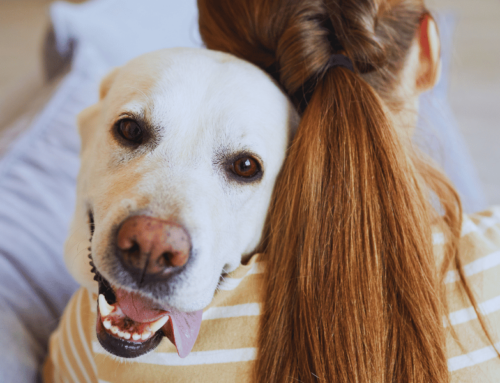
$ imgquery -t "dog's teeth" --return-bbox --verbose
[103,320,112,330]
[111,326,119,334]
[132,333,141,341]
[118,330,130,340]
[141,331,152,340]
[149,316,169,333]
[98,294,114,317]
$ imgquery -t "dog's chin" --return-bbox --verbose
[90,255,204,359]
[96,311,163,359]
[94,271,167,359]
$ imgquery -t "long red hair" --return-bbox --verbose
[198,0,495,381]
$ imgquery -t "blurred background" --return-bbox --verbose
[0,0,498,205]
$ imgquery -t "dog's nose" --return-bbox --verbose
[116,216,191,277]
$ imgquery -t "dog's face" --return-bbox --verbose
[65,48,298,358]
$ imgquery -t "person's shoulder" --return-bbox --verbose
[452,206,500,273]
[446,207,500,381]
[462,206,500,247]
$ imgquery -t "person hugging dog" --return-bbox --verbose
[45,0,500,382]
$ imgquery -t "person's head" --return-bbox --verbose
[198,0,442,139]
[197,0,459,382]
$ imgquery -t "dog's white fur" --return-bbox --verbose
[64,48,298,312]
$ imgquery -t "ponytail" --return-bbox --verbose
[256,68,448,382]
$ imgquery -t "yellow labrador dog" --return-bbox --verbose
[64,48,298,359]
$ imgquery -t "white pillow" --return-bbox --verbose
[0,51,100,382]
[51,0,201,68]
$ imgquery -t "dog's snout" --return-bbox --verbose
[117,216,191,277]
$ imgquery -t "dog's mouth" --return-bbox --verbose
[90,255,203,359]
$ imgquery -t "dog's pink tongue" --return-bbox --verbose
[163,308,203,358]
[115,289,166,322]
[115,288,203,358]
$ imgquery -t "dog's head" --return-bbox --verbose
[65,48,298,358]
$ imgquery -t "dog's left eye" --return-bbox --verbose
[231,156,261,179]
[117,119,143,144]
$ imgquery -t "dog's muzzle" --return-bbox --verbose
[91,215,203,359]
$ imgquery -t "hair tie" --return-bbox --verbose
[326,54,355,73]
[297,54,355,112]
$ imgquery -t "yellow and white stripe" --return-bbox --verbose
[44,208,500,382]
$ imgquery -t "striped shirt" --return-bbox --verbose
[43,207,500,383]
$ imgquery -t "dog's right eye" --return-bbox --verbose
[117,119,144,145]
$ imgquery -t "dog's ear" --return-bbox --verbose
[76,103,100,152]
[99,67,120,100]
[77,67,121,150]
